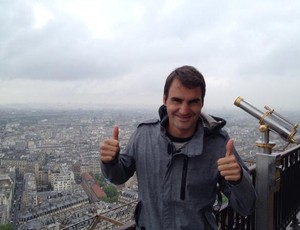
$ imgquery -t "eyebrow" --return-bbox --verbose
[171,97,201,103]
[189,98,201,103]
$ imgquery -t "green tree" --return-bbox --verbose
[94,174,106,187]
[103,184,118,198]
[102,196,118,203]
[94,174,119,203]
[0,223,14,230]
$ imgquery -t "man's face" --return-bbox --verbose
[163,78,203,138]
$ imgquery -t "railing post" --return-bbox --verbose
[255,152,281,230]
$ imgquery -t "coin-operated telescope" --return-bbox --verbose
[234,96,299,154]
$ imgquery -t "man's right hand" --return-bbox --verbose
[100,126,120,163]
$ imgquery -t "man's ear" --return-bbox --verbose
[163,95,167,105]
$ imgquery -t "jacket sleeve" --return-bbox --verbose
[100,132,137,185]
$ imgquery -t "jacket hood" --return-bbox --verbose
[158,105,226,132]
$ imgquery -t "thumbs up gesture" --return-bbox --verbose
[217,139,241,182]
[100,126,120,163]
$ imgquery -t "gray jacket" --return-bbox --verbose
[101,106,256,229]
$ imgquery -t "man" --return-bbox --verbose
[100,65,256,229]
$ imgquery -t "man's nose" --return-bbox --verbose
[179,103,190,114]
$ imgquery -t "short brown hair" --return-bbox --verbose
[163,65,206,101]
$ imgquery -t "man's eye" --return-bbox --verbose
[172,99,181,103]
[189,100,201,105]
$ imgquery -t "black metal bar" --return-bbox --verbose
[274,146,300,229]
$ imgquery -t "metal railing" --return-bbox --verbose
[274,145,300,229]
[214,145,300,230]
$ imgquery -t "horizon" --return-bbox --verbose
[1,102,300,122]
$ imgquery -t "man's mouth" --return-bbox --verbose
[176,115,192,122]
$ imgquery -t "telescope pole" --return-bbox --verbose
[255,125,279,230]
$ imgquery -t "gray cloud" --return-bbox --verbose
[0,0,300,110]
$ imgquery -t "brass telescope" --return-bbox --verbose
[234,96,298,145]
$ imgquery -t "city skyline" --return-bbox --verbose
[1,104,299,228]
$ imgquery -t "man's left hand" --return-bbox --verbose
[217,139,241,182]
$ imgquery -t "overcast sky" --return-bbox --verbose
[1,0,300,112]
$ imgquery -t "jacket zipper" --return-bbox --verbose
[180,156,188,200]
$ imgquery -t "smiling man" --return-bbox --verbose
[163,75,203,138]
[100,65,256,229]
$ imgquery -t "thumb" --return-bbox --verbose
[112,125,119,140]
[225,139,234,157]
